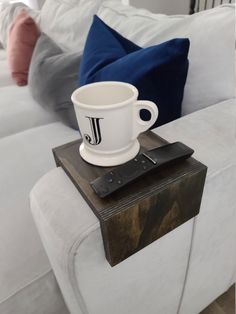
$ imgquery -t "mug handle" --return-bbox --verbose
[132,100,159,139]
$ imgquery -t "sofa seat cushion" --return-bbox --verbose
[0,122,79,312]
[0,58,14,87]
[0,85,59,138]
[0,49,6,60]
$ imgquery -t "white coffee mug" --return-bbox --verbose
[71,81,158,166]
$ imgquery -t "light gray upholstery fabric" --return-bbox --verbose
[0,270,69,314]
[157,99,236,178]
[0,85,59,138]
[156,99,236,313]
[28,33,81,130]
[180,164,236,313]
[0,122,79,313]
[0,49,6,60]
[40,0,104,52]
[30,99,236,314]
[30,168,193,314]
[0,59,14,87]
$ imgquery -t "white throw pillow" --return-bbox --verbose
[40,0,127,52]
[98,1,235,115]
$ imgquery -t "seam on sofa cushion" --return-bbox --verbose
[100,3,185,20]
[208,163,236,180]
[99,2,234,22]
[177,216,197,314]
[0,268,51,304]
[68,225,100,314]
[43,0,86,9]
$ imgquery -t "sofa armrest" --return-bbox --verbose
[30,99,236,314]
[30,166,194,314]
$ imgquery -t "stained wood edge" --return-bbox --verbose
[104,165,207,266]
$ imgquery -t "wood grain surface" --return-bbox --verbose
[53,131,207,266]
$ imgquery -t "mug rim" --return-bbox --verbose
[71,81,138,110]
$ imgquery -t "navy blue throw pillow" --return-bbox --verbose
[80,15,190,128]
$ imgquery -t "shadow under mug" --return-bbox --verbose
[71,81,159,166]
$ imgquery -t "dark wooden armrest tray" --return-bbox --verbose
[53,131,207,266]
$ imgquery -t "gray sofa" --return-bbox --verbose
[30,99,236,314]
[0,1,235,313]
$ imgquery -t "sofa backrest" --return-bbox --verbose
[98,1,235,115]
[40,0,127,52]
